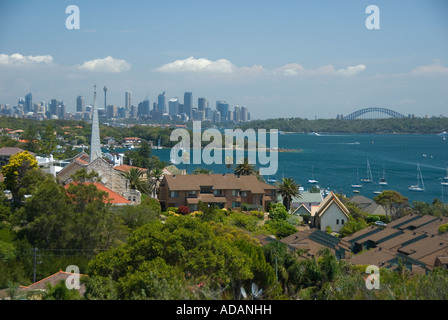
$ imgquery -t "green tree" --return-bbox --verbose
[234,157,257,176]
[40,126,58,156]
[121,167,148,194]
[1,151,38,204]
[374,190,409,220]
[276,177,300,212]
[86,215,264,299]
[43,280,81,300]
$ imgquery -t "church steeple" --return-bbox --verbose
[89,84,102,163]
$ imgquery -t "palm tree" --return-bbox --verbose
[234,157,257,176]
[276,177,300,212]
[148,167,164,198]
[122,167,147,194]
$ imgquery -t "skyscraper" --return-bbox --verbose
[138,98,150,118]
[198,97,208,111]
[76,95,85,114]
[216,101,229,122]
[184,92,193,118]
[50,99,59,117]
[158,92,167,113]
[169,98,179,116]
[24,93,32,113]
[125,91,132,111]
[90,85,102,163]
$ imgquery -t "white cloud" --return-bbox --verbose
[273,63,305,76]
[0,53,53,66]
[78,56,131,73]
[411,62,448,76]
[335,64,366,76]
[156,57,235,73]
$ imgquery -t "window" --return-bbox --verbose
[341,219,345,225]
[214,189,223,196]
[232,201,241,208]
[240,191,248,197]
[170,191,179,198]
[200,186,213,194]
[187,190,197,197]
[232,189,240,196]
[336,219,340,225]
[189,204,198,211]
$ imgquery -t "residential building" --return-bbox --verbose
[280,228,351,260]
[312,192,350,233]
[344,214,448,274]
[349,195,387,216]
[158,173,277,212]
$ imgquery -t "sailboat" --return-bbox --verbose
[351,168,363,188]
[360,159,373,183]
[267,176,277,183]
[442,167,448,186]
[307,167,318,184]
[379,166,388,186]
[408,163,425,192]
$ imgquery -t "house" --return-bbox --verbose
[312,192,350,233]
[158,173,277,211]
[0,147,36,166]
[343,214,448,274]
[57,152,141,205]
[281,228,351,260]
[285,191,323,212]
[17,269,87,299]
[349,195,386,216]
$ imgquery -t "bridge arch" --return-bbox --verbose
[343,107,406,120]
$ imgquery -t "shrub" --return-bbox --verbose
[438,223,448,234]
[178,206,190,215]
[250,211,264,219]
[166,207,178,213]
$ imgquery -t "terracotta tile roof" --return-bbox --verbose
[65,182,131,205]
[20,270,87,295]
[114,164,147,173]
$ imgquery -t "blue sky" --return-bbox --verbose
[0,0,447,119]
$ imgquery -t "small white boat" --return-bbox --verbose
[373,191,382,195]
[351,168,363,188]
[409,162,425,192]
[360,159,373,183]
[307,167,318,184]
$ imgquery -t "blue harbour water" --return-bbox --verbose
[150,133,448,204]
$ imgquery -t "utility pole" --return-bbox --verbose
[33,247,38,283]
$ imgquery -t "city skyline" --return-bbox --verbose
[0,88,252,123]
[0,1,447,119]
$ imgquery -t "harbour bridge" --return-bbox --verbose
[343,107,406,120]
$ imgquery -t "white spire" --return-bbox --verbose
[89,84,102,163]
